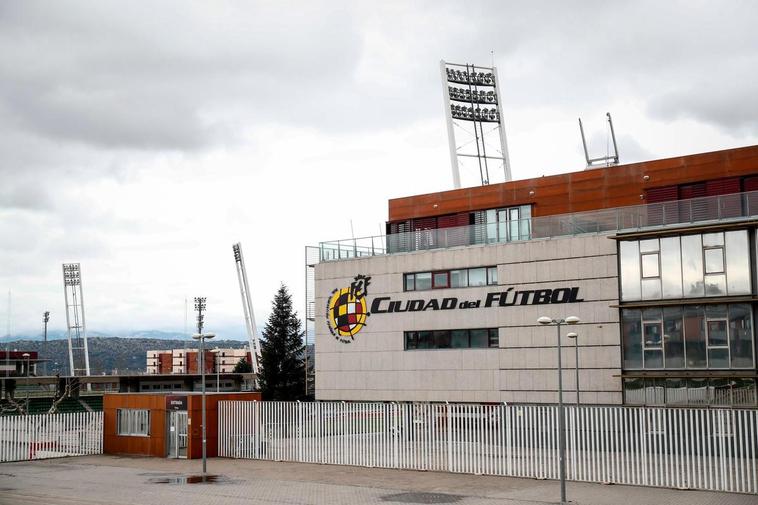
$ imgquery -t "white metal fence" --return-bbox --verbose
[0,412,103,462]
[218,401,758,494]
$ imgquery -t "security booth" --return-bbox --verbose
[103,391,260,458]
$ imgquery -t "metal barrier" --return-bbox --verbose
[0,412,103,462]
[218,401,758,494]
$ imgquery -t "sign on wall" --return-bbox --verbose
[327,275,585,345]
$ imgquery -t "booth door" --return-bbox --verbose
[167,410,188,458]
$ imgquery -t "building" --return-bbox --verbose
[103,391,260,458]
[147,348,251,375]
[314,145,758,407]
[0,351,38,377]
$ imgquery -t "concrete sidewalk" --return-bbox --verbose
[1,455,754,505]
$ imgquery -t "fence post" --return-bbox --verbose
[392,403,399,469]
[446,402,453,473]
[297,400,303,462]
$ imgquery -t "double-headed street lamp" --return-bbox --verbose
[537,315,580,505]
[192,331,215,475]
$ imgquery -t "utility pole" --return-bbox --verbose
[43,311,50,376]
[194,297,206,372]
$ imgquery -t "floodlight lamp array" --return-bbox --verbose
[445,68,495,86]
[451,105,500,123]
[448,86,498,105]
[232,243,242,262]
[63,264,81,286]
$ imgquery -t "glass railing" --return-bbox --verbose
[318,190,758,262]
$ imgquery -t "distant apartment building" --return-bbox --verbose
[147,348,251,374]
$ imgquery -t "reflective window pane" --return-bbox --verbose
[433,330,451,348]
[663,306,684,368]
[688,378,709,405]
[405,274,415,291]
[702,232,724,247]
[642,307,662,321]
[450,269,468,288]
[643,323,663,348]
[707,320,728,347]
[487,267,498,285]
[705,304,727,319]
[415,272,432,290]
[708,348,729,369]
[433,271,449,288]
[732,378,757,406]
[470,329,489,348]
[488,328,499,348]
[619,241,641,301]
[417,331,433,349]
[622,309,642,369]
[684,305,707,368]
[623,377,644,405]
[641,278,662,299]
[704,274,726,296]
[645,378,665,403]
[451,330,469,348]
[711,377,731,404]
[660,237,683,298]
[725,230,751,294]
[640,238,659,253]
[645,350,663,369]
[704,248,724,273]
[681,234,704,297]
[641,253,660,278]
[468,268,486,286]
[729,304,754,368]
[405,332,418,349]
[665,378,688,405]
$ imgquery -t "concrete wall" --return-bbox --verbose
[315,233,622,404]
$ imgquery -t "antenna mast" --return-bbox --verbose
[232,243,261,375]
[579,112,620,168]
[62,263,90,377]
[441,60,512,188]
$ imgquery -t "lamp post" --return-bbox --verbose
[43,312,50,376]
[538,315,580,505]
[566,332,579,406]
[192,332,215,476]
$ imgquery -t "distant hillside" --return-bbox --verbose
[3,337,248,375]
[0,330,205,342]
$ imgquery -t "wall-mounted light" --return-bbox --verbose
[639,194,645,200]
[642,175,650,181]
[529,190,535,196]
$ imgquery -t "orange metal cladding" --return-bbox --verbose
[388,145,758,222]
[103,392,261,458]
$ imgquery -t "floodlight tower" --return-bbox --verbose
[62,263,90,377]
[232,243,261,374]
[441,60,512,188]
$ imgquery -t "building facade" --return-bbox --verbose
[146,348,251,375]
[314,145,758,407]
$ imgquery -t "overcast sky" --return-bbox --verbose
[1,1,757,339]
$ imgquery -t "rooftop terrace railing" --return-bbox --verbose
[318,190,758,262]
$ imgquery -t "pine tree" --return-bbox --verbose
[258,284,305,400]
[232,356,252,373]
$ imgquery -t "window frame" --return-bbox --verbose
[116,408,151,437]
[404,328,499,350]
[403,266,498,292]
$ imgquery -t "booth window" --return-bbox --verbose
[405,266,497,291]
[117,409,150,436]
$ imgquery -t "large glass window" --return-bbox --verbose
[405,328,499,350]
[483,205,531,243]
[619,230,751,301]
[622,304,753,370]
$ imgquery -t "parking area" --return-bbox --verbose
[1,455,756,505]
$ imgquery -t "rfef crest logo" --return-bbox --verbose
[326,275,371,343]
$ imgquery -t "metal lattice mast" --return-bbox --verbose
[304,246,320,397]
[441,60,512,187]
[232,243,261,374]
[62,263,90,377]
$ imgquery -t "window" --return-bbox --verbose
[619,230,751,301]
[622,304,754,370]
[624,377,756,407]
[405,328,499,350]
[404,266,498,291]
[117,409,150,436]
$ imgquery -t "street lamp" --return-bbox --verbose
[538,315,580,505]
[192,332,215,475]
[22,353,30,404]
[566,332,579,406]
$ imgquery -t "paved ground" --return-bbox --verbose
[0,455,755,505]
